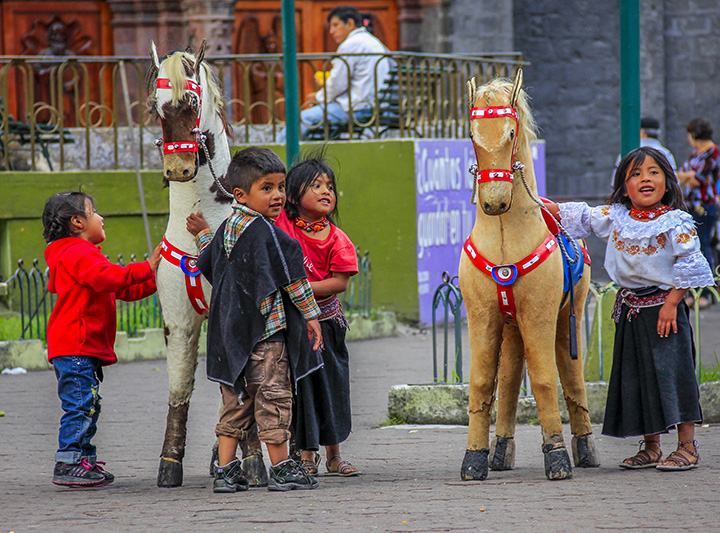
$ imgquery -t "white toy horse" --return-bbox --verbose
[147,40,236,487]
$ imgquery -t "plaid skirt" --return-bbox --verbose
[602,287,702,438]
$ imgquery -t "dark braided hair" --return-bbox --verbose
[42,191,94,243]
[608,147,686,210]
[285,148,339,224]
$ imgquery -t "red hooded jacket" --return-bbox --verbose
[45,237,157,365]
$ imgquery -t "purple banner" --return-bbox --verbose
[415,139,545,325]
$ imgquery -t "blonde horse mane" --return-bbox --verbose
[146,49,225,119]
[472,77,537,160]
[163,51,224,113]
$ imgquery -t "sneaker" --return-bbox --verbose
[213,458,249,493]
[52,459,106,487]
[91,461,115,485]
[268,459,319,492]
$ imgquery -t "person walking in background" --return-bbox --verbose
[43,191,161,487]
[277,5,390,141]
[677,117,719,308]
[613,116,677,183]
[545,147,714,472]
[276,152,361,478]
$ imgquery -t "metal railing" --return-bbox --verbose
[0,52,523,171]
[342,248,372,317]
[430,271,720,387]
[1,247,372,342]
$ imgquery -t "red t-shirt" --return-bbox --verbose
[276,212,358,296]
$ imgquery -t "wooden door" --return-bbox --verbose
[233,0,398,123]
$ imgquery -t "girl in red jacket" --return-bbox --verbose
[42,191,161,487]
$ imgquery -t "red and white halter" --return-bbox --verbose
[469,105,519,184]
[465,103,553,321]
[156,78,208,314]
[156,77,202,155]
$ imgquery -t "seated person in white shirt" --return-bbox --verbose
[277,5,391,141]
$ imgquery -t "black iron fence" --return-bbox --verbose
[1,247,372,343]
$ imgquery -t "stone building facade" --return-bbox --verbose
[418,0,720,200]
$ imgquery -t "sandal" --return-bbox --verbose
[325,455,361,477]
[300,452,320,477]
[656,440,699,471]
[618,439,662,469]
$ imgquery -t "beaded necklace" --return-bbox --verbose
[629,204,673,221]
[295,217,329,233]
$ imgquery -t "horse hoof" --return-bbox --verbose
[542,444,572,480]
[489,436,515,471]
[572,434,601,468]
[157,457,183,487]
[461,449,489,480]
[242,453,269,487]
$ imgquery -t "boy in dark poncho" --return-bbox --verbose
[187,147,323,493]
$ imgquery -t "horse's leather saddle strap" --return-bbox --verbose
[464,233,557,320]
[160,237,209,314]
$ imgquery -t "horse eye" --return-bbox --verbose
[190,95,199,108]
[509,130,515,140]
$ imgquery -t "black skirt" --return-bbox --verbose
[602,292,702,438]
[293,319,352,450]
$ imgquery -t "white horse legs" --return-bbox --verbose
[157,321,202,487]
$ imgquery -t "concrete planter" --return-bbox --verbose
[388,381,720,425]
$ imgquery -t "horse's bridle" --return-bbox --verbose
[155,78,203,156]
[469,105,519,184]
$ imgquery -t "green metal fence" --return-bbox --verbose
[431,272,720,387]
[0,52,523,171]
[1,247,372,342]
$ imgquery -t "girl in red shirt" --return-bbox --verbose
[276,156,360,477]
[42,191,161,487]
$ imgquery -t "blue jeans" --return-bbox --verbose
[276,101,349,142]
[53,356,102,464]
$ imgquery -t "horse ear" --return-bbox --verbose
[194,39,208,74]
[467,77,476,108]
[150,40,160,69]
[510,68,523,107]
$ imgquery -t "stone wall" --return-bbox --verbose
[417,0,720,200]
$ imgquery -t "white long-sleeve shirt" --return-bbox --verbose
[558,202,714,290]
[316,27,391,112]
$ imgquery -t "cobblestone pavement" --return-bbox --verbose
[1,330,719,532]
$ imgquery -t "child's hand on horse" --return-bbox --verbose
[186,211,210,236]
[148,242,163,272]
[307,319,323,351]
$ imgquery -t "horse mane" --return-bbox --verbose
[474,77,537,158]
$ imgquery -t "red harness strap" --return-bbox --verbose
[464,233,558,321]
[156,78,202,155]
[160,237,208,314]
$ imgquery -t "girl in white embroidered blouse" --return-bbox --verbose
[545,146,714,472]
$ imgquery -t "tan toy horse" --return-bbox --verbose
[459,70,600,481]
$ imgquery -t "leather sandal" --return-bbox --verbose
[618,439,662,469]
[325,455,361,477]
[300,452,320,477]
[656,440,699,471]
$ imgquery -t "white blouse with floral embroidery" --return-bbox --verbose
[558,202,714,290]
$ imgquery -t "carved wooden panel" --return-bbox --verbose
[2,1,112,126]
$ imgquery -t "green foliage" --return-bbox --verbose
[699,354,720,384]
[527,416,540,426]
[381,414,407,427]
[0,314,22,341]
